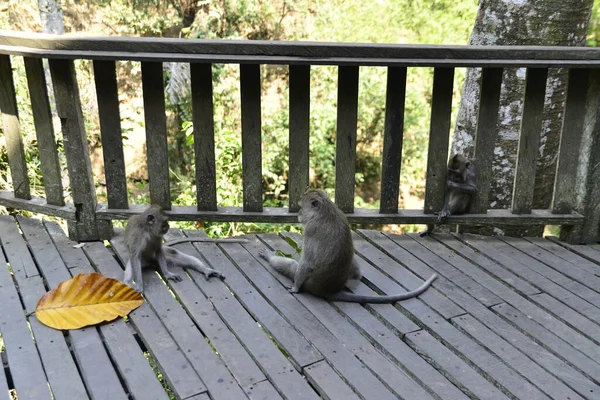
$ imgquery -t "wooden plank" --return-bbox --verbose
[471,68,503,213]
[141,61,171,209]
[545,237,600,271]
[240,63,263,212]
[0,357,8,400]
[95,203,584,224]
[459,234,600,322]
[191,63,217,211]
[0,55,30,199]
[405,331,510,400]
[500,236,600,294]
[431,280,600,398]
[49,58,106,241]
[552,69,589,214]
[160,230,318,399]
[452,314,585,400]
[334,66,359,213]
[526,236,600,276]
[379,66,406,214]
[18,217,168,400]
[23,57,63,205]
[424,67,454,214]
[18,276,89,400]
[303,361,360,400]
[0,214,40,280]
[428,233,600,363]
[244,380,283,400]
[493,301,600,382]
[66,234,207,400]
[93,60,128,209]
[0,192,74,219]
[163,232,322,370]
[225,238,400,400]
[0,237,51,400]
[265,232,470,400]
[511,68,548,214]
[288,65,310,212]
[106,236,249,400]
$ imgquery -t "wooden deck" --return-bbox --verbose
[1,214,600,400]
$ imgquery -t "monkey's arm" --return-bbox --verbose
[447,180,476,194]
[164,237,248,246]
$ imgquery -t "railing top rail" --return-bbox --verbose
[2,30,600,67]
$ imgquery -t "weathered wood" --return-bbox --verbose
[170,231,318,399]
[19,217,168,400]
[0,236,51,399]
[471,68,503,213]
[0,191,74,219]
[0,55,30,199]
[334,66,359,213]
[424,67,454,214]
[240,64,263,212]
[288,65,310,212]
[303,361,361,400]
[93,60,128,209]
[452,314,585,400]
[511,68,549,214]
[191,63,218,211]
[244,380,283,400]
[177,232,322,369]
[0,356,8,400]
[379,67,407,214]
[228,238,400,400]
[141,61,171,209]
[23,57,63,205]
[493,301,600,383]
[95,203,584,225]
[529,236,600,275]
[552,69,589,214]
[405,331,510,400]
[49,58,109,240]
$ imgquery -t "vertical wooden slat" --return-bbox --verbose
[240,64,263,212]
[0,55,30,199]
[563,68,600,243]
[552,68,588,214]
[93,60,128,209]
[334,66,359,213]
[191,63,218,211]
[471,68,503,214]
[24,57,64,206]
[288,65,310,212]
[511,68,548,214]
[141,61,171,209]
[379,67,407,214]
[49,59,110,241]
[423,67,455,214]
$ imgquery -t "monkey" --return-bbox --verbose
[420,154,477,237]
[123,205,229,293]
[258,189,438,303]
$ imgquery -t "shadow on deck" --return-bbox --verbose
[1,214,600,400]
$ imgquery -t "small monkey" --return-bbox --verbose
[123,205,233,293]
[420,154,477,237]
[259,189,437,303]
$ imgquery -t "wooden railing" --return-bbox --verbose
[0,30,598,243]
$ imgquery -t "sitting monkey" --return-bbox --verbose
[259,189,437,303]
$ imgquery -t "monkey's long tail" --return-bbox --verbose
[164,238,249,246]
[326,273,438,304]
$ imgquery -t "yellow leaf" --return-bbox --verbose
[35,272,143,330]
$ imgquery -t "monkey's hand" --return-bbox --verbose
[288,286,300,294]
[203,269,226,281]
[435,210,451,224]
[165,272,183,282]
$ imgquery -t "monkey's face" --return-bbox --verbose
[146,212,170,236]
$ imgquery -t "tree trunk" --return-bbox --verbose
[37,0,64,34]
[453,0,593,236]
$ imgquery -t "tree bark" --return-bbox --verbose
[453,0,593,235]
[37,0,64,34]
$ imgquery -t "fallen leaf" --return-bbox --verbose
[72,243,85,248]
[35,272,143,330]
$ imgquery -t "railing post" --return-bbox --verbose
[563,68,600,244]
[49,59,112,241]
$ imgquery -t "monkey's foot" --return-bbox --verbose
[165,272,183,282]
[288,286,300,294]
[203,270,226,281]
[258,247,275,261]
[435,210,450,224]
[124,279,144,294]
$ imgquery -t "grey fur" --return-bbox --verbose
[259,189,437,303]
[123,205,225,294]
[164,237,248,246]
[420,154,477,237]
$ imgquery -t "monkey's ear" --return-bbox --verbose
[311,199,320,208]
[465,161,471,168]
[146,214,155,225]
